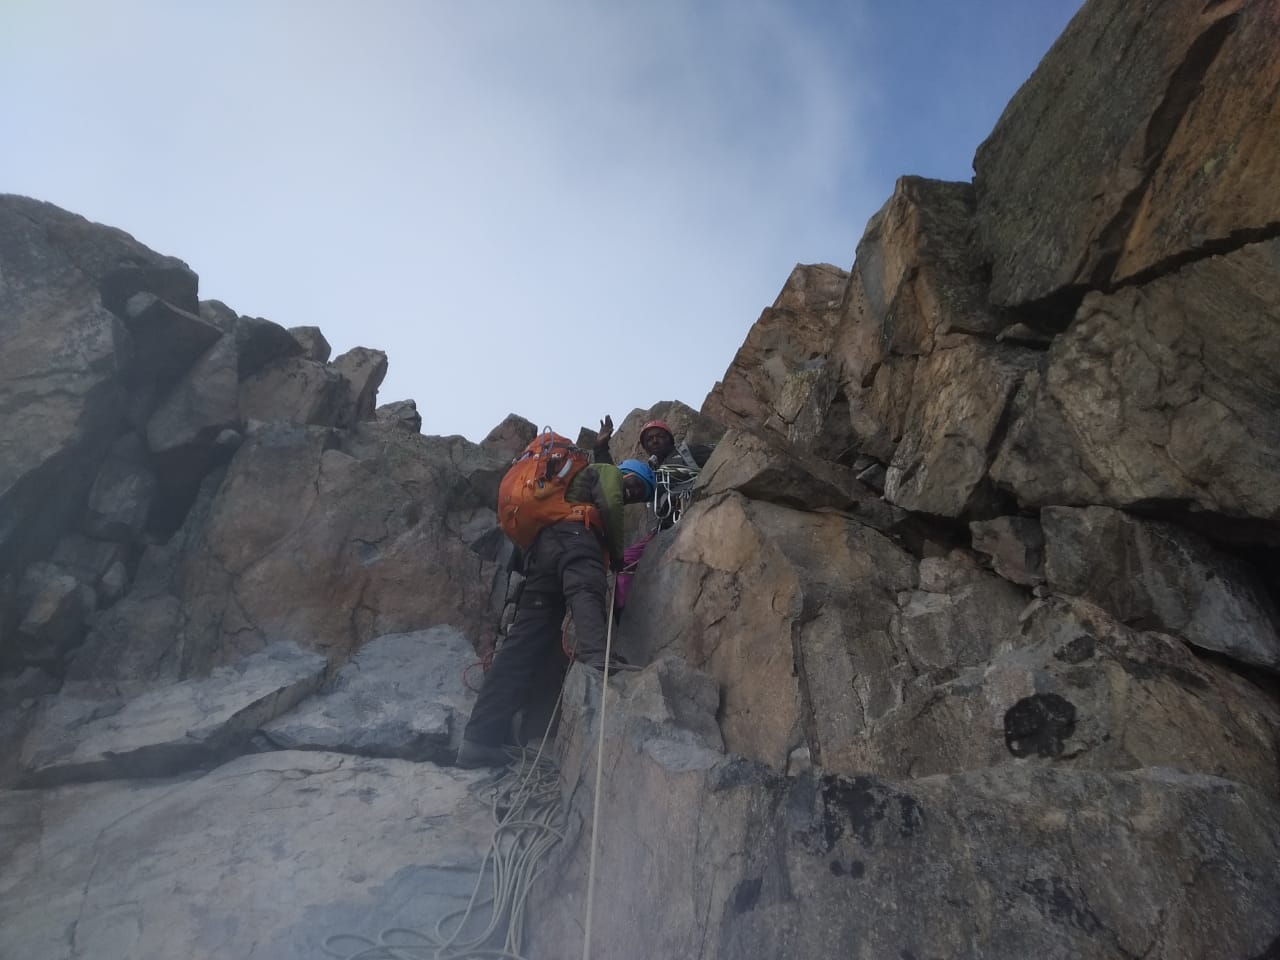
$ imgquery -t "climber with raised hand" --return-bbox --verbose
[610,419,716,616]
[456,436,656,769]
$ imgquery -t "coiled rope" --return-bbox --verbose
[321,739,566,960]
[324,583,620,960]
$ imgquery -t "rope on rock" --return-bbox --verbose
[325,581,622,960]
[322,708,568,960]
[580,579,618,960]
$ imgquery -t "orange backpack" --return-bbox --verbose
[497,430,601,549]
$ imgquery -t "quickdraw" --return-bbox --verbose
[652,464,700,528]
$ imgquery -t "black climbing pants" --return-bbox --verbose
[463,521,609,747]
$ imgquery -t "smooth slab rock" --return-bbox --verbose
[529,662,1280,960]
[974,0,1278,305]
[992,240,1280,525]
[261,627,477,761]
[20,642,326,785]
[1042,506,1280,669]
[0,751,495,960]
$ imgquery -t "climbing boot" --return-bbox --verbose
[455,740,512,769]
[578,654,641,676]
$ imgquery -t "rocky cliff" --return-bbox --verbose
[2,1,1279,958]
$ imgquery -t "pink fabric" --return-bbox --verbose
[614,531,657,610]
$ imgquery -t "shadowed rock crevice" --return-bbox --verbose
[1086,14,1239,288]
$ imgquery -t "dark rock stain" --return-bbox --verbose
[1004,693,1077,758]
[1020,876,1101,933]
[731,876,762,915]
[1245,932,1280,960]
[828,859,866,879]
[817,775,926,850]
[1119,656,1209,691]
[1054,634,1096,664]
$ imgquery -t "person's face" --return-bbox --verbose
[640,428,673,459]
[622,474,649,503]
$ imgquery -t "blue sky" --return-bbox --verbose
[1,1,1082,441]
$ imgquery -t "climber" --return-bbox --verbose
[456,454,656,769]
[596,417,716,615]
[594,416,714,473]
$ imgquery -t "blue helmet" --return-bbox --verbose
[618,459,656,499]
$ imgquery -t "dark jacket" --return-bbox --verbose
[565,462,627,567]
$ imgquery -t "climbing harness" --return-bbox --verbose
[651,463,700,528]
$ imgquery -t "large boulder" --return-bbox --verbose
[702,263,848,446]
[330,346,388,425]
[697,426,904,533]
[146,333,240,462]
[975,0,1280,308]
[480,412,537,456]
[1041,505,1280,669]
[259,627,477,762]
[0,752,495,960]
[120,293,221,386]
[619,491,918,773]
[991,240,1280,527]
[238,357,351,427]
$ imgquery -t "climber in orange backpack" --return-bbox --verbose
[456,431,656,769]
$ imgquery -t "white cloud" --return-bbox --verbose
[1,1,883,439]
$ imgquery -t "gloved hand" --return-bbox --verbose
[596,414,614,447]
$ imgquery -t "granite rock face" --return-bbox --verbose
[974,0,1280,308]
[990,240,1280,526]
[527,664,1280,960]
[4,1,1280,956]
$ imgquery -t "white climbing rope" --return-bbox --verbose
[580,577,619,960]
[321,738,566,960]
